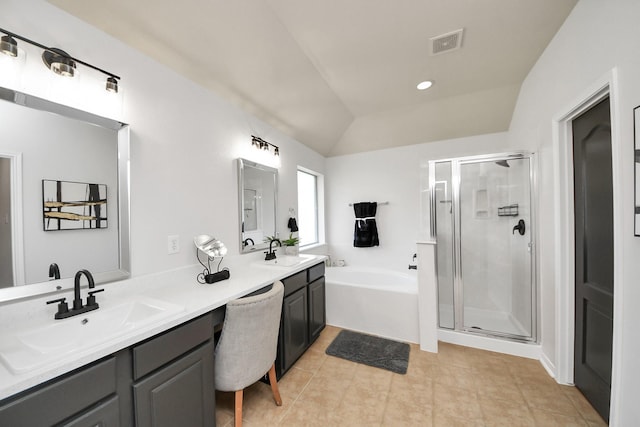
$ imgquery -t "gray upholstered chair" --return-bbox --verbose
[214,281,284,427]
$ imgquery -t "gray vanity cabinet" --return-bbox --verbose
[281,285,309,373]
[276,262,325,379]
[308,276,326,342]
[0,310,221,427]
[0,356,123,426]
[132,312,216,427]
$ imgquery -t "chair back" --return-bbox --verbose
[214,281,284,392]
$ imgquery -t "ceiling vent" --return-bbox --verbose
[430,28,464,55]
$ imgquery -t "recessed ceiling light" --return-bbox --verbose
[417,81,433,90]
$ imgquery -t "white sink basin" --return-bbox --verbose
[0,296,184,374]
[256,254,313,268]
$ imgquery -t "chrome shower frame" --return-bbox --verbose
[429,151,538,343]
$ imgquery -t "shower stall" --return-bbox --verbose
[429,152,536,342]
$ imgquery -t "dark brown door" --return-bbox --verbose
[572,96,613,422]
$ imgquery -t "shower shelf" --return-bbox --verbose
[498,204,519,217]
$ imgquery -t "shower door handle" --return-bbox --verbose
[512,219,526,236]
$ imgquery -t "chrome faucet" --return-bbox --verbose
[48,263,60,280]
[265,239,281,261]
[46,269,104,320]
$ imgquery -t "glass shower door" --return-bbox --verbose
[458,157,533,339]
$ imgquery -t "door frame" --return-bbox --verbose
[0,151,24,286]
[552,68,623,421]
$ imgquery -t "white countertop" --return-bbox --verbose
[0,253,325,401]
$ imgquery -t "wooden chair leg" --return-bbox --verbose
[268,363,282,406]
[234,389,243,427]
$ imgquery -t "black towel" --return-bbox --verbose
[353,202,379,247]
[287,217,299,232]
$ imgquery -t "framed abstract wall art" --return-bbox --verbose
[42,179,107,231]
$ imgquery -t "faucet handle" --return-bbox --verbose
[46,297,69,318]
[86,288,104,307]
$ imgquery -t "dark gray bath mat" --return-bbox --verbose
[325,330,410,374]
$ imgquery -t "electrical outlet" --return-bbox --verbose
[168,235,180,254]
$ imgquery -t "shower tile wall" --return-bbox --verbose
[460,162,512,317]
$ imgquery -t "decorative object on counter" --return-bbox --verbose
[0,27,121,93]
[287,208,299,232]
[42,180,107,231]
[325,329,409,374]
[352,201,379,247]
[194,235,230,284]
[281,233,299,256]
[251,135,279,156]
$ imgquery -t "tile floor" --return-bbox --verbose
[215,326,607,426]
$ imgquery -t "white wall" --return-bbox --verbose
[0,0,325,281]
[324,132,510,271]
[508,0,640,424]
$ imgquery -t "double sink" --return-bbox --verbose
[0,254,316,376]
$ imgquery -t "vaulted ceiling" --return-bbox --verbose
[48,0,577,156]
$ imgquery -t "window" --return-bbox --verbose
[297,168,323,247]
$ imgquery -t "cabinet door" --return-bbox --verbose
[282,287,308,372]
[133,342,214,427]
[308,277,326,342]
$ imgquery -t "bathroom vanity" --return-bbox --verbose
[0,254,326,426]
[276,261,325,379]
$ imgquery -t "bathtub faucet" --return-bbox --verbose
[408,264,417,270]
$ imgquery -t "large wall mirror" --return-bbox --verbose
[0,87,130,302]
[237,158,277,254]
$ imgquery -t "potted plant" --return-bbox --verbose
[281,233,300,256]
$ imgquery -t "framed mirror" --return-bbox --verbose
[237,158,278,253]
[0,86,130,302]
[635,105,640,236]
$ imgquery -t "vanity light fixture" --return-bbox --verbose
[106,76,118,93]
[251,135,280,156]
[42,48,76,77]
[0,35,18,57]
[0,27,121,92]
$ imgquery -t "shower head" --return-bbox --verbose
[495,160,510,168]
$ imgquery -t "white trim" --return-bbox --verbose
[540,351,557,380]
[438,329,541,359]
[296,166,325,247]
[0,151,25,286]
[551,68,621,422]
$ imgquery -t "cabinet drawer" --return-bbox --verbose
[282,270,307,297]
[133,313,213,380]
[0,357,116,426]
[61,395,120,427]
[308,262,325,283]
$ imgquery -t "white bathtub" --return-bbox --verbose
[325,266,419,343]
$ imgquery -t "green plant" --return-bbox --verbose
[281,233,299,246]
